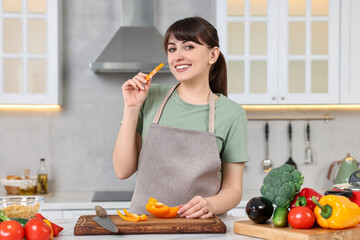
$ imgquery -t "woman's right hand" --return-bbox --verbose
[122,72,151,108]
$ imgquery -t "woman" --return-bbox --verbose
[113,17,248,219]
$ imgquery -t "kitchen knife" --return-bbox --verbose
[93,205,118,233]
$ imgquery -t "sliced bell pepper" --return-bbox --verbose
[117,209,140,222]
[124,209,147,221]
[162,206,180,218]
[145,198,179,218]
[312,195,360,229]
[117,209,147,222]
[140,214,148,221]
[290,188,322,211]
[145,63,164,81]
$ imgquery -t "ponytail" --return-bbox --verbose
[209,52,227,97]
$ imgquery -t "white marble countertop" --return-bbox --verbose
[52,215,257,240]
[41,191,261,239]
[41,190,261,210]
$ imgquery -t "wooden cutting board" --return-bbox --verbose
[74,215,226,235]
[234,220,360,240]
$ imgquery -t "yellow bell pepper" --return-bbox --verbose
[312,195,360,229]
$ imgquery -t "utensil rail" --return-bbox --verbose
[247,114,334,121]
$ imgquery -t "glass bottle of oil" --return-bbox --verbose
[37,158,48,194]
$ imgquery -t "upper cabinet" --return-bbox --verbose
[217,0,345,104]
[0,0,61,105]
[340,0,360,104]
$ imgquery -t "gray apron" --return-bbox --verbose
[129,84,221,214]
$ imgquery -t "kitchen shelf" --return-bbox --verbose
[247,114,334,121]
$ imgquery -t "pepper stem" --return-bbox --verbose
[295,196,307,207]
[311,196,332,219]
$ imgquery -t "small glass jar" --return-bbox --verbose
[19,169,37,195]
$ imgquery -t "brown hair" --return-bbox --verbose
[164,17,227,96]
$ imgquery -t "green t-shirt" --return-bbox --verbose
[136,84,249,163]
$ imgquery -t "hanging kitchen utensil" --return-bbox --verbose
[304,122,314,164]
[285,122,297,169]
[262,122,272,173]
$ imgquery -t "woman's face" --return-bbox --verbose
[166,35,218,83]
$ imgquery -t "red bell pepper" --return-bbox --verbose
[290,188,322,211]
[35,213,64,237]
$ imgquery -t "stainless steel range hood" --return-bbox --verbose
[90,0,170,73]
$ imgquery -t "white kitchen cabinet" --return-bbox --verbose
[0,0,61,105]
[217,0,340,104]
[340,0,360,103]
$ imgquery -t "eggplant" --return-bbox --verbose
[246,196,274,224]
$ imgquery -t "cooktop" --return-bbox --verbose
[92,191,133,202]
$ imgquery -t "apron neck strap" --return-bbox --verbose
[152,84,216,134]
[208,90,215,134]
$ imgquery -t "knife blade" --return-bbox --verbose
[92,205,118,233]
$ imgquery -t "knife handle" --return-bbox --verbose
[95,205,108,217]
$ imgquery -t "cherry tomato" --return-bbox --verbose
[0,220,25,240]
[24,218,52,240]
[288,206,315,229]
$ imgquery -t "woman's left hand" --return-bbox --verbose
[177,196,214,219]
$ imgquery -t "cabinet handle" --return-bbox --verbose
[281,96,285,100]
[272,96,276,100]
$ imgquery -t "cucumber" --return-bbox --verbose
[11,218,28,227]
[272,206,289,227]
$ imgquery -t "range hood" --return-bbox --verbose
[90,0,170,73]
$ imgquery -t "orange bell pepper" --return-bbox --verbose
[117,209,147,222]
[146,198,179,218]
[162,206,180,218]
[145,63,164,81]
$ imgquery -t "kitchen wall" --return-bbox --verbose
[1,0,360,194]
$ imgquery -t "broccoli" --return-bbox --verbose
[260,164,304,208]
[0,210,10,222]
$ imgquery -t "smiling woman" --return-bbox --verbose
[112,17,249,219]
[164,17,227,99]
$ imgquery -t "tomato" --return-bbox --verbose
[24,218,52,240]
[0,220,25,240]
[288,206,315,229]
